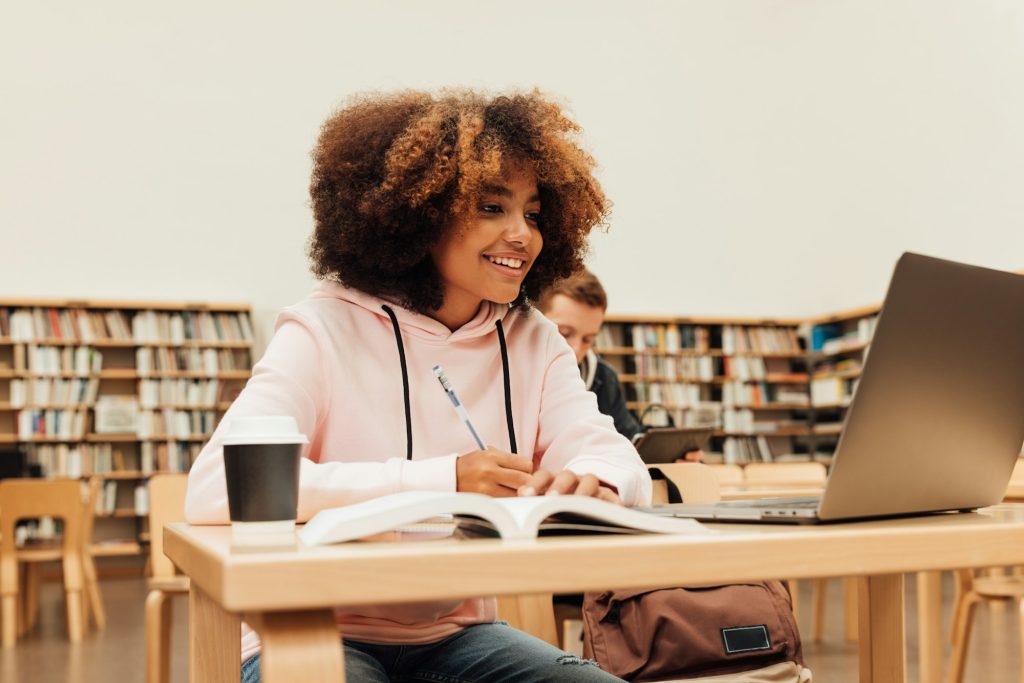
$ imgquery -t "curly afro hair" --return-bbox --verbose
[308,89,609,314]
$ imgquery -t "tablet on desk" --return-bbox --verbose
[632,428,713,464]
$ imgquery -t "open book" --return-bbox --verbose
[298,491,708,545]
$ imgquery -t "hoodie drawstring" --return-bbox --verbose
[381,304,517,459]
[382,305,413,460]
[495,319,517,454]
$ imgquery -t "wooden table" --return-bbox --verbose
[165,505,1024,683]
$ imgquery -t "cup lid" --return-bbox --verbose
[221,416,309,446]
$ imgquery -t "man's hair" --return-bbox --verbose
[537,269,608,312]
[307,89,609,314]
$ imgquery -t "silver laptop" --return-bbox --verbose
[649,252,1024,523]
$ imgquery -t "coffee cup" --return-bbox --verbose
[221,416,308,546]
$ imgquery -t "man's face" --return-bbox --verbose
[541,294,605,364]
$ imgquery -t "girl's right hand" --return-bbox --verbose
[456,447,534,497]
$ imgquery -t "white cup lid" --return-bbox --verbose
[221,416,309,446]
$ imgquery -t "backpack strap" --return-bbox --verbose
[648,467,684,504]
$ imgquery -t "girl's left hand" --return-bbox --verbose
[517,470,623,505]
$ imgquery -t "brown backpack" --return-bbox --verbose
[581,581,804,681]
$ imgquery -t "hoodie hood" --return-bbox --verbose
[311,280,512,344]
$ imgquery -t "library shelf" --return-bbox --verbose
[811,369,862,381]
[598,304,880,465]
[0,296,255,559]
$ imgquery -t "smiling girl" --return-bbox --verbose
[185,89,650,682]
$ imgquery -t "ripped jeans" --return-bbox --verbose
[240,621,623,683]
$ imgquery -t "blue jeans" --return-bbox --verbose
[240,622,622,682]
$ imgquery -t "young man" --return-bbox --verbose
[538,270,703,461]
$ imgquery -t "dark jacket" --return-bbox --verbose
[583,352,643,440]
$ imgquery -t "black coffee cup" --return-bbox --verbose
[221,416,308,546]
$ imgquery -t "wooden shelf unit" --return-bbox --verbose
[598,306,880,464]
[0,297,255,558]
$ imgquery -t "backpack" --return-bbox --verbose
[581,581,809,681]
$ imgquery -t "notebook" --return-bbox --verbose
[647,253,1024,524]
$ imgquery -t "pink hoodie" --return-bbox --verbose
[185,281,652,658]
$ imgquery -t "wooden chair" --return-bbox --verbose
[945,458,1024,683]
[649,462,722,505]
[705,463,744,486]
[500,465,722,654]
[17,477,105,636]
[946,568,1024,683]
[145,473,190,683]
[80,478,106,630]
[0,478,89,647]
[742,462,827,487]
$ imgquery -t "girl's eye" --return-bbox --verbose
[525,211,540,223]
[480,203,502,214]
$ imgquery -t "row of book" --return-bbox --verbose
[0,307,255,345]
[9,345,103,375]
[721,381,810,407]
[1,308,132,342]
[811,357,862,377]
[141,440,202,473]
[28,442,124,478]
[7,378,101,407]
[136,409,219,439]
[603,324,803,355]
[26,440,203,479]
[131,310,254,344]
[631,381,706,407]
[624,324,714,352]
[633,355,719,382]
[722,436,779,464]
[17,409,88,439]
[720,326,802,355]
[139,379,224,408]
[811,316,878,353]
[136,347,248,375]
[810,377,859,406]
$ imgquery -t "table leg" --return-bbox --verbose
[246,609,345,683]
[190,586,240,683]
[916,571,943,683]
[858,574,906,683]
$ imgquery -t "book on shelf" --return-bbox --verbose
[94,396,139,434]
[141,440,202,474]
[298,491,708,545]
[723,436,776,464]
[17,408,88,440]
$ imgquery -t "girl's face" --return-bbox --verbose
[430,162,543,329]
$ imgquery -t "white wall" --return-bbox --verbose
[2,1,1022,349]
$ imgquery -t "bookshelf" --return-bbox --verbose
[0,298,254,557]
[805,304,881,462]
[598,307,880,466]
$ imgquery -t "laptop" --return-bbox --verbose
[648,252,1024,523]
[632,427,713,465]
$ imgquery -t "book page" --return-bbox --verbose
[492,496,709,537]
[299,491,517,545]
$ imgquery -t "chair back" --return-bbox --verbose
[81,478,101,553]
[1011,458,1024,484]
[148,474,189,579]
[743,462,827,486]
[648,463,721,504]
[705,463,744,486]
[0,479,86,558]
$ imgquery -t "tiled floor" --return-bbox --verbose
[0,573,1019,682]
